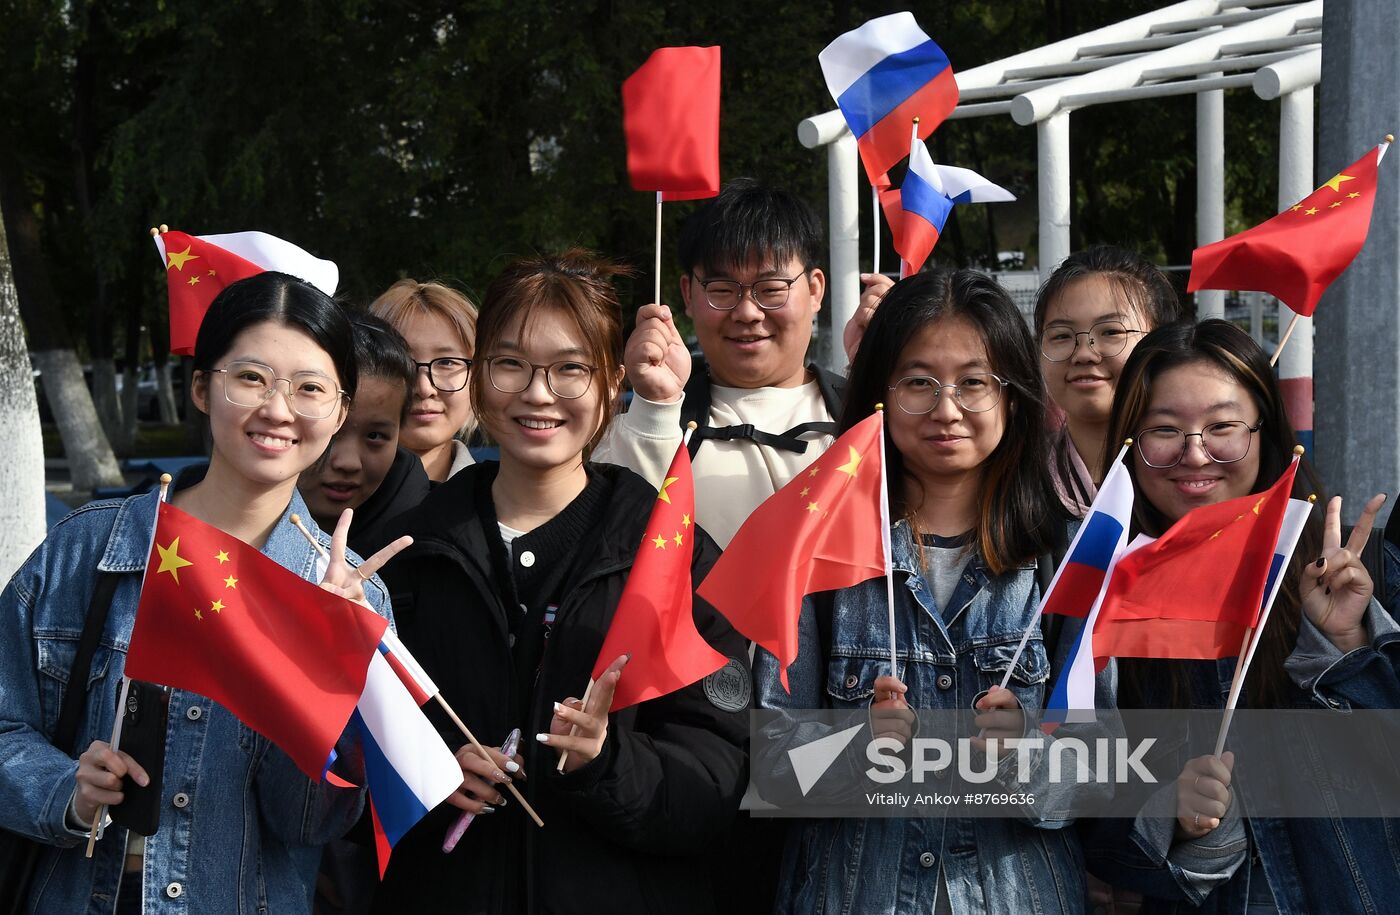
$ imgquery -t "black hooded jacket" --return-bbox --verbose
[372,461,750,914]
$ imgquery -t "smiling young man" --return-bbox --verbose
[595,179,889,548]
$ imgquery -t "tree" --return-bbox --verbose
[0,193,47,582]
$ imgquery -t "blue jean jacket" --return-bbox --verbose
[1084,542,1400,915]
[754,521,1117,915]
[0,488,390,915]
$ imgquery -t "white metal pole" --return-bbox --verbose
[1276,86,1315,451]
[1196,81,1226,318]
[1037,111,1072,280]
[827,131,861,373]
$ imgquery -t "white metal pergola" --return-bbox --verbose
[800,0,1322,431]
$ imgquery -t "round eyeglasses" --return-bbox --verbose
[693,271,808,311]
[1040,320,1142,362]
[485,356,596,399]
[210,361,346,419]
[1134,420,1263,469]
[888,373,1008,414]
[414,356,472,393]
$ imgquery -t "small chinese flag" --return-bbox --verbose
[125,502,389,778]
[1092,458,1298,663]
[593,441,726,711]
[698,412,888,690]
[1188,140,1389,316]
[622,46,721,201]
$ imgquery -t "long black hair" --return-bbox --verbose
[841,268,1065,573]
[1106,319,1325,708]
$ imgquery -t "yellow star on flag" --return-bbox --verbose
[808,466,820,477]
[1322,172,1355,193]
[210,599,225,613]
[673,531,684,547]
[194,607,204,621]
[800,487,810,497]
[652,534,668,549]
[1304,207,1319,216]
[1347,192,1361,199]
[836,446,862,478]
[207,269,217,276]
[806,501,820,513]
[1290,204,1302,212]
[187,275,201,286]
[155,537,193,584]
[1330,201,1343,209]
[657,476,680,504]
[681,514,691,528]
[215,550,230,564]
[166,245,199,271]
[223,575,238,589]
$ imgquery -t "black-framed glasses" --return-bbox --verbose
[888,373,1009,414]
[693,270,809,311]
[1040,320,1142,362]
[1134,420,1263,469]
[414,356,472,393]
[484,355,596,399]
[210,361,346,419]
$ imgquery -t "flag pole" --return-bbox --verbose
[874,406,897,679]
[1269,313,1300,367]
[871,186,881,278]
[287,516,545,827]
[899,119,921,281]
[654,191,663,304]
[87,473,174,857]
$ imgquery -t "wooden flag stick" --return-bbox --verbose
[1212,626,1256,758]
[654,191,663,304]
[1269,312,1301,368]
[433,694,544,827]
[871,185,881,277]
[874,405,898,679]
[555,678,595,773]
[287,515,543,827]
[290,514,330,559]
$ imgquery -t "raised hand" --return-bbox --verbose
[842,273,896,365]
[624,304,691,403]
[318,508,412,608]
[1175,752,1234,839]
[539,654,628,773]
[1301,494,1387,652]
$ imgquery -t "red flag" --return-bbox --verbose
[125,502,388,778]
[1188,142,1388,316]
[698,412,887,689]
[157,231,264,355]
[593,442,726,711]
[622,47,721,201]
[1091,459,1298,662]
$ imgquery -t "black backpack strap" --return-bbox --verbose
[682,361,846,458]
[53,573,120,755]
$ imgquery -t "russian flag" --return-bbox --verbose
[378,629,438,706]
[1038,448,1135,732]
[879,142,1016,275]
[356,648,463,876]
[819,12,958,185]
[1232,494,1314,676]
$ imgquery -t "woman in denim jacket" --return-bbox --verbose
[0,274,403,914]
[756,270,1115,914]
[1083,320,1400,914]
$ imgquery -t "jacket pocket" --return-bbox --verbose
[825,656,881,707]
[973,640,1050,687]
[34,633,116,737]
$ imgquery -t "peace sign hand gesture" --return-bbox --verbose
[1301,494,1388,653]
[318,508,413,609]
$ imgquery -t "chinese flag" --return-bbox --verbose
[125,502,389,778]
[593,442,726,711]
[622,47,721,201]
[698,412,888,690]
[157,231,264,355]
[1092,459,1298,663]
[1188,142,1388,316]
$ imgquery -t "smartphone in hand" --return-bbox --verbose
[109,680,169,836]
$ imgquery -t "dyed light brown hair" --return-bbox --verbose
[369,279,478,435]
[470,250,631,452]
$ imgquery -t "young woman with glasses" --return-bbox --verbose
[369,279,478,483]
[0,273,406,914]
[756,269,1112,914]
[1083,319,1400,913]
[371,250,749,914]
[1034,246,1184,516]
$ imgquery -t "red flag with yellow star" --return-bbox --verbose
[124,501,388,778]
[592,440,726,711]
[1188,141,1389,316]
[156,231,264,356]
[698,412,887,690]
[1091,457,1298,662]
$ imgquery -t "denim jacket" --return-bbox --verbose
[0,488,390,915]
[1084,542,1400,915]
[754,520,1117,915]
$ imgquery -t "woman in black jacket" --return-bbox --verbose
[373,250,750,914]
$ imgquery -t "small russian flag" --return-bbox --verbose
[378,629,439,706]
[819,12,958,185]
